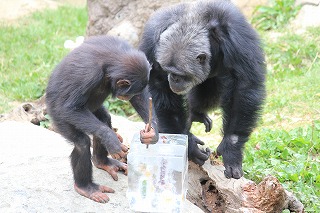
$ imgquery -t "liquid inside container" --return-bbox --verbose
[127,133,188,213]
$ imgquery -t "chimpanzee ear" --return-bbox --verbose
[208,19,227,43]
[196,53,206,64]
[116,79,131,88]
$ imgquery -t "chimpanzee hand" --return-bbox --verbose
[216,135,244,179]
[112,128,128,160]
[190,111,212,132]
[140,123,159,144]
[188,134,211,165]
[101,129,126,160]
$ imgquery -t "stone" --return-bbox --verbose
[0,120,203,212]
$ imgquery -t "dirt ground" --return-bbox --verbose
[0,0,86,21]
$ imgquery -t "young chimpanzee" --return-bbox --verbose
[46,35,158,203]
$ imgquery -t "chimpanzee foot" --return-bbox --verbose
[92,157,128,181]
[74,183,114,203]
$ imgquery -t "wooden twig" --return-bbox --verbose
[146,97,152,148]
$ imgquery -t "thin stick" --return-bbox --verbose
[146,97,152,148]
[147,97,152,131]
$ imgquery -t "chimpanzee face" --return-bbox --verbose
[156,20,211,95]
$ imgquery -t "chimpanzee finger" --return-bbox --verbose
[99,185,115,193]
[118,151,126,158]
[120,144,128,152]
[144,123,151,132]
[111,153,120,160]
[108,167,119,181]
[119,163,128,175]
[224,166,233,179]
[111,151,126,160]
[116,132,124,143]
[204,116,212,132]
[223,164,243,179]
[195,147,211,161]
[232,168,243,179]
[140,129,156,144]
[195,138,205,145]
[90,193,110,203]
[192,157,206,166]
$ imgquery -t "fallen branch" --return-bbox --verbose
[187,161,304,213]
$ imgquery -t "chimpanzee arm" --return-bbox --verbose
[217,75,265,178]
[62,108,122,155]
[215,16,266,179]
[130,87,159,143]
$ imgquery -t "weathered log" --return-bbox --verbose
[0,96,47,126]
[187,161,304,213]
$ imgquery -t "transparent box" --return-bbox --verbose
[127,133,188,213]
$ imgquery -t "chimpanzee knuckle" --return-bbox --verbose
[204,121,211,132]
[152,132,159,143]
[208,117,212,129]
[196,139,203,146]
[106,143,122,155]
[192,147,210,161]
[224,166,233,179]
[232,167,243,179]
[190,154,206,166]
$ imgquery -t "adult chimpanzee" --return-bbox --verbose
[139,0,266,179]
[46,35,158,203]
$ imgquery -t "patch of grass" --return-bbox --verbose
[244,121,320,211]
[0,6,87,113]
[262,28,320,128]
[251,0,301,31]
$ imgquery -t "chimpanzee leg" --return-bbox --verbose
[54,121,114,203]
[92,107,128,181]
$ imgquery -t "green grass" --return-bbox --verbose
[0,4,319,212]
[251,0,301,31]
[0,6,87,112]
[262,29,320,129]
[244,122,320,211]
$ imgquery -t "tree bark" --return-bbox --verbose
[187,161,304,213]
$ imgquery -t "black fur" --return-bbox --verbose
[139,0,266,178]
[46,35,158,196]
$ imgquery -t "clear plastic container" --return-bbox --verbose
[127,133,188,213]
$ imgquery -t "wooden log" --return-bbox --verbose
[187,160,304,213]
